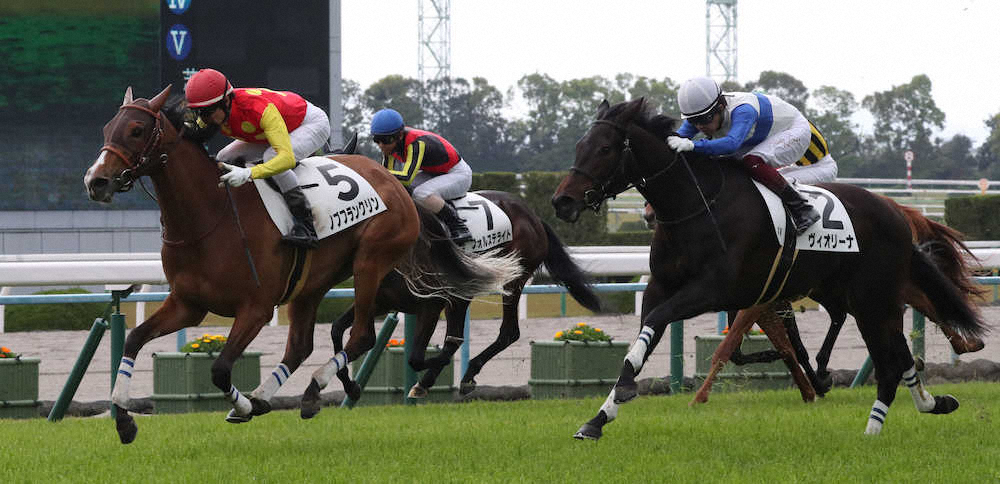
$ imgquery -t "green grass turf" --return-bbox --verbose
[2,383,998,483]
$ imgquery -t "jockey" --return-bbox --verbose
[667,76,838,236]
[369,108,473,244]
[185,68,331,249]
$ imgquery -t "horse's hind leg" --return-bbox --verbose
[111,295,207,444]
[691,305,764,405]
[461,283,525,395]
[814,304,847,393]
[329,305,361,401]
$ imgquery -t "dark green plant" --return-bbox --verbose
[4,288,105,332]
[553,322,612,342]
[180,334,226,353]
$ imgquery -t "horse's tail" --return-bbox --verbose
[910,243,988,339]
[892,198,986,300]
[541,221,602,312]
[394,207,523,301]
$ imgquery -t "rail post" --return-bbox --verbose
[341,312,400,409]
[669,320,684,393]
[403,313,417,405]
[47,317,109,421]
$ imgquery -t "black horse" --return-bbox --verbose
[330,190,602,401]
[551,98,987,440]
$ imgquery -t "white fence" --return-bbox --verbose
[1,244,998,333]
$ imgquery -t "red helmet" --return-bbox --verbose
[185,68,233,108]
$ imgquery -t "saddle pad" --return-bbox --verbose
[254,156,387,240]
[753,181,859,253]
[451,192,513,252]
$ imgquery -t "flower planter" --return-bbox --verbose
[351,346,454,406]
[0,357,41,419]
[151,352,261,414]
[694,335,793,392]
[529,340,629,399]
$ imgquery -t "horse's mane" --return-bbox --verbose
[602,98,679,139]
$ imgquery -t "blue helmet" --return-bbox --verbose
[370,108,405,135]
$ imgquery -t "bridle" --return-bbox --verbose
[99,102,174,193]
[572,119,683,212]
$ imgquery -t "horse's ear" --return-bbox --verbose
[148,84,172,112]
[596,99,610,119]
[620,97,645,122]
[122,87,134,106]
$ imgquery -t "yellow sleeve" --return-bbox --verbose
[385,140,425,186]
[249,103,296,179]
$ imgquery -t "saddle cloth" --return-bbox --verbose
[753,181,860,253]
[254,156,387,240]
[451,192,513,252]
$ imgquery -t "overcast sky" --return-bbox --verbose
[341,0,999,146]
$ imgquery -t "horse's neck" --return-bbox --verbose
[151,141,230,240]
[630,132,715,218]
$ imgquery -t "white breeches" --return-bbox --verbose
[411,160,472,207]
[745,114,811,169]
[779,155,838,185]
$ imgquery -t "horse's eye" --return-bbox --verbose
[130,127,143,137]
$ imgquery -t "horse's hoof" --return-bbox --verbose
[930,394,960,415]
[115,409,138,445]
[301,379,323,419]
[613,384,638,404]
[408,384,428,399]
[573,422,602,441]
[345,380,362,402]
[225,409,252,424]
[459,380,477,396]
[250,397,272,416]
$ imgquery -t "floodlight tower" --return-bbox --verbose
[706,0,737,83]
[418,0,451,84]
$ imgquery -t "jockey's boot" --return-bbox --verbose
[778,184,820,236]
[741,154,820,237]
[281,187,319,249]
[437,204,473,245]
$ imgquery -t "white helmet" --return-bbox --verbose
[677,77,722,118]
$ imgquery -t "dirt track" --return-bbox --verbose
[4,306,997,407]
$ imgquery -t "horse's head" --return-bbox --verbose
[552,98,652,223]
[84,85,178,202]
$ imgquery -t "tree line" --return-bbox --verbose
[341,71,1000,181]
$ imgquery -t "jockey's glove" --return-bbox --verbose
[218,162,253,187]
[667,136,695,153]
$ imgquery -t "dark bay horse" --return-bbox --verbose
[84,86,520,443]
[329,190,602,402]
[551,98,988,440]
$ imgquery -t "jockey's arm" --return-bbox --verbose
[249,103,296,179]
[384,140,426,186]
[692,105,757,156]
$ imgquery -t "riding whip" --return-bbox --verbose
[679,154,728,253]
[224,185,262,287]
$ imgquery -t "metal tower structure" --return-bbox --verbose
[705,0,737,83]
[418,0,451,84]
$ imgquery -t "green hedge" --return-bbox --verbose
[4,288,106,332]
[945,195,1000,240]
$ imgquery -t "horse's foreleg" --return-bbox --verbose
[112,295,206,444]
[412,303,464,398]
[461,289,523,395]
[691,305,763,405]
[212,306,272,421]
[757,307,816,403]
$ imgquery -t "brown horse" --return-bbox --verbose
[551,98,987,440]
[328,190,602,402]
[84,86,520,443]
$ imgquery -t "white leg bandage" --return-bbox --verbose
[865,399,889,435]
[111,357,135,408]
[250,363,291,401]
[599,391,619,422]
[226,385,252,416]
[625,326,655,371]
[311,351,348,389]
[902,366,935,412]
